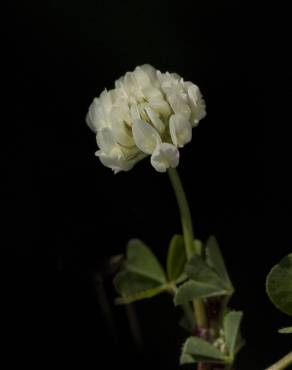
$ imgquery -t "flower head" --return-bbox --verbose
[86,65,206,173]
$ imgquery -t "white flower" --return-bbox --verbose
[86,64,206,173]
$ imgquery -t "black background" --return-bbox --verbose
[3,1,292,369]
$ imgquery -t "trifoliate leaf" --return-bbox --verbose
[174,253,233,305]
[114,239,167,304]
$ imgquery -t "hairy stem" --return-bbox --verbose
[168,167,208,329]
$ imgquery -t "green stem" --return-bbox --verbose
[168,168,195,259]
[266,352,292,370]
[168,168,208,329]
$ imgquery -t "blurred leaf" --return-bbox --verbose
[278,326,292,334]
[167,234,186,282]
[114,239,167,304]
[224,311,243,356]
[266,253,292,316]
[180,337,228,365]
[193,239,203,255]
[234,331,245,355]
[178,315,192,333]
[180,353,196,364]
[206,236,234,291]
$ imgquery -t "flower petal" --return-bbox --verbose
[133,66,151,87]
[142,85,163,100]
[109,107,134,147]
[124,72,137,91]
[132,119,161,154]
[86,112,96,133]
[169,113,192,147]
[144,106,165,134]
[186,83,207,126]
[96,151,138,174]
[111,119,135,147]
[168,93,191,118]
[86,98,107,133]
[99,90,112,113]
[150,143,179,172]
[140,64,158,83]
[96,127,119,154]
[148,97,171,117]
[130,103,140,121]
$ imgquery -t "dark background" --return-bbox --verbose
[3,0,292,369]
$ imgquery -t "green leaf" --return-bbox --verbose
[125,239,166,283]
[114,239,167,303]
[224,311,243,356]
[278,326,292,334]
[266,253,292,316]
[174,280,228,305]
[180,337,228,365]
[174,253,233,305]
[167,235,186,282]
[206,236,234,291]
[186,254,230,290]
[115,282,168,304]
[180,353,196,364]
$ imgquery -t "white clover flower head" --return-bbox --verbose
[86,64,206,173]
